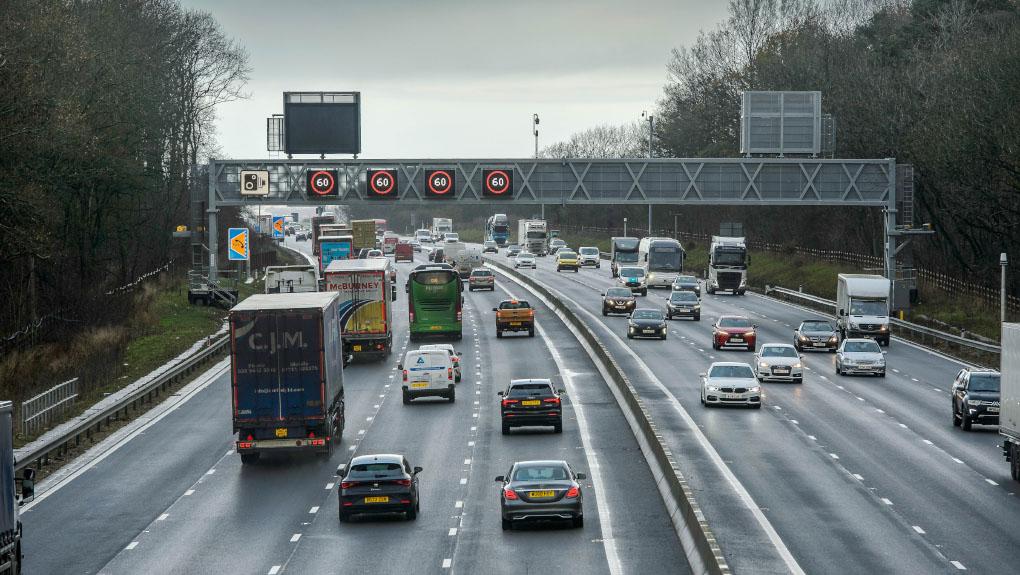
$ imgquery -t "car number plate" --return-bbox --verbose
[510,322,521,326]
[353,345,362,352]
[729,338,742,343]
[814,343,826,347]
[275,428,288,438]
[521,400,541,406]
[528,491,555,498]
[643,329,655,334]
[364,496,389,503]
[411,382,429,389]
[775,368,790,374]
[989,407,1000,413]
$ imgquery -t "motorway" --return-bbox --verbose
[486,248,1020,574]
[20,238,688,575]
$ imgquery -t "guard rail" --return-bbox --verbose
[15,334,229,474]
[763,285,1001,355]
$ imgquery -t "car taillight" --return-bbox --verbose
[237,441,253,449]
[501,399,519,407]
[543,397,560,405]
[565,486,580,498]
[403,369,408,382]
[448,368,453,380]
[340,481,360,489]
[503,488,519,500]
[393,479,412,486]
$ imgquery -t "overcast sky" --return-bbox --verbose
[181,0,730,160]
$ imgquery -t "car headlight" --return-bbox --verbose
[693,304,701,310]
[849,322,859,329]
[758,362,770,368]
[843,358,856,365]
[707,385,720,392]
[648,273,656,280]
[629,326,635,332]
[798,335,809,341]
[793,363,802,369]
[879,325,889,332]
[748,386,761,393]
[744,331,756,337]
[828,335,838,342]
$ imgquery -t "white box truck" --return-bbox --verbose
[431,218,453,241]
[265,265,317,294]
[1000,323,1020,482]
[444,242,482,278]
[836,274,892,346]
[518,219,548,256]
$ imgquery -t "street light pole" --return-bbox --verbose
[1002,252,1009,323]
[623,218,628,237]
[532,113,540,159]
[642,111,654,158]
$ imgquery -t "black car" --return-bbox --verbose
[337,454,422,522]
[952,368,1000,431]
[666,290,701,321]
[795,319,839,352]
[628,308,667,340]
[671,274,701,296]
[499,379,564,434]
[496,460,585,530]
[602,287,636,316]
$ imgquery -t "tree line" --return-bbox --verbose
[540,0,1019,295]
[0,0,248,345]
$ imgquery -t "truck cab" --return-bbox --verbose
[837,274,891,346]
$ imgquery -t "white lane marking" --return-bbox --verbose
[290,533,301,542]
[898,423,908,429]
[157,513,168,521]
[358,429,365,435]
[459,478,467,485]
[455,500,463,508]
[348,445,356,451]
[125,542,139,550]
[464,459,472,465]
[184,489,195,496]
[923,440,934,445]
[808,435,817,441]
[789,419,799,425]
[875,408,885,414]
[268,566,281,575]
[985,478,998,486]
[881,498,893,505]
[325,483,334,490]
[373,404,379,409]
[472,413,478,418]
[893,368,900,373]
[379,394,385,398]
[931,388,940,393]
[448,527,458,536]
[206,469,216,475]
[309,506,319,514]
[852,474,864,481]
[442,558,452,569]
[912,525,925,534]
[468,441,475,447]
[952,457,964,464]
[366,416,373,421]
[855,396,865,402]
[951,560,966,570]
[470,426,477,431]
[829,453,839,460]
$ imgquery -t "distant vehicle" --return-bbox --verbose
[498,379,563,434]
[638,237,684,289]
[495,459,585,530]
[394,242,414,262]
[374,219,387,239]
[754,343,804,383]
[0,401,33,574]
[707,236,748,295]
[610,237,640,277]
[518,219,548,256]
[230,293,345,464]
[616,266,647,296]
[494,299,535,338]
[367,249,384,258]
[382,232,399,254]
[549,230,560,239]
[665,290,700,321]
[577,246,601,268]
[835,338,886,377]
[548,238,566,254]
[409,240,422,252]
[336,454,422,522]
[265,265,317,294]
[415,229,433,244]
[505,244,522,257]
[418,343,462,382]
[310,214,336,256]
[351,220,378,252]
[482,241,498,253]
[407,265,462,341]
[468,268,495,291]
[712,315,757,351]
[999,323,1020,481]
[837,274,891,346]
[444,232,460,243]
[432,218,453,241]
[446,243,482,278]
[602,287,636,316]
[952,367,1000,431]
[555,250,579,272]
[295,231,308,241]
[627,308,667,340]
[513,252,536,269]
[323,259,395,359]
[399,348,456,403]
[671,274,700,296]
[794,319,838,352]
[285,226,295,236]
[486,213,511,246]
[700,362,762,409]
[355,248,370,259]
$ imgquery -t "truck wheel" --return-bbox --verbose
[737,289,746,295]
[496,329,503,339]
[402,389,411,405]
[694,314,701,321]
[1011,444,1020,481]
[240,453,260,465]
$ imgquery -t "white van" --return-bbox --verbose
[399,349,455,403]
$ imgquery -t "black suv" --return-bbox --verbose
[499,379,564,434]
[951,368,1000,431]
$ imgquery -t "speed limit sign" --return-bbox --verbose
[482,169,513,198]
[424,169,455,199]
[366,169,398,199]
[305,169,338,198]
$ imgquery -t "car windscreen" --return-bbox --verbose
[347,463,404,479]
[670,292,698,302]
[802,321,834,331]
[471,270,492,277]
[513,465,569,481]
[632,310,662,320]
[579,247,599,255]
[605,288,631,297]
[761,347,798,358]
[619,267,645,277]
[507,383,552,397]
[718,317,752,328]
[616,252,639,262]
[844,341,880,353]
[674,276,696,284]
[850,300,887,316]
[413,270,457,285]
[709,365,755,379]
[969,374,1000,392]
[559,252,577,259]
[499,301,531,309]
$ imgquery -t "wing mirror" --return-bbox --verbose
[882,351,888,355]
[397,363,403,370]
[575,472,587,480]
[494,475,505,482]
[838,309,845,317]
[698,372,707,378]
[497,390,505,396]
[600,293,606,297]
[335,464,347,477]
[413,466,423,474]
[557,389,566,394]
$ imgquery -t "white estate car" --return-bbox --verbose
[700,362,762,409]
[513,252,536,269]
[754,343,804,383]
[835,338,887,377]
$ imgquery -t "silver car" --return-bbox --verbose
[700,362,762,408]
[836,338,887,377]
[496,460,585,530]
[754,343,804,383]
[514,252,536,269]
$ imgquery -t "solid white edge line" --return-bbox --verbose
[494,264,805,575]
[498,283,623,575]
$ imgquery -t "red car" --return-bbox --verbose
[712,315,757,351]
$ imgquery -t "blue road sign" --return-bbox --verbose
[272,216,285,238]
[228,228,249,261]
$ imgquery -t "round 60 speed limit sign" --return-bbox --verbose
[305,169,338,197]
[425,169,455,199]
[482,169,513,198]
[367,169,398,198]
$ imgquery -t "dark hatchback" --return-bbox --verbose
[602,287,636,316]
[337,454,422,522]
[795,319,839,352]
[671,274,701,296]
[497,460,585,530]
[952,368,1000,431]
[666,290,701,321]
[628,308,667,340]
[499,379,563,434]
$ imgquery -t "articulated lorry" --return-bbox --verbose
[230,293,345,464]
[1000,323,1020,482]
[836,274,892,346]
[485,214,511,246]
[323,259,395,359]
[351,219,378,252]
[265,265,317,294]
[432,218,453,241]
[310,214,336,256]
[707,236,748,295]
[518,219,548,256]
[0,402,32,574]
